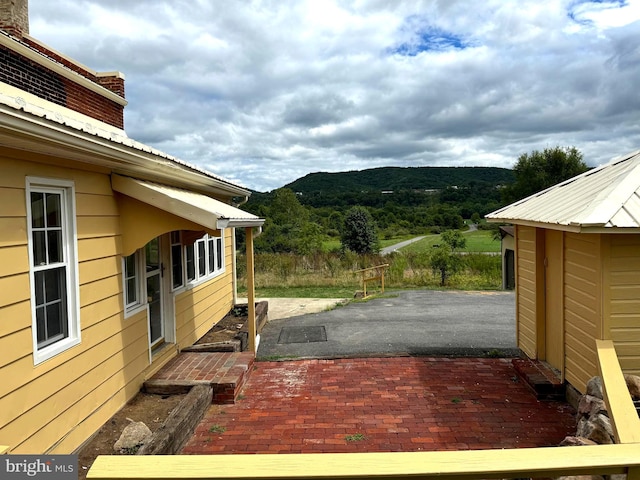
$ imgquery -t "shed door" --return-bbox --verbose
[544,230,564,373]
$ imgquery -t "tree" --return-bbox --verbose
[441,229,466,251]
[341,206,379,254]
[429,245,463,286]
[254,188,314,253]
[503,146,588,203]
[429,229,466,286]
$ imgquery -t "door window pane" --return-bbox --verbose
[147,273,162,344]
[145,238,160,271]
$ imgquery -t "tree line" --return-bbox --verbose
[241,146,589,256]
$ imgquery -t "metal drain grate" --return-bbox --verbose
[278,326,327,344]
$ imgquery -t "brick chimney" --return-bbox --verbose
[0,0,29,38]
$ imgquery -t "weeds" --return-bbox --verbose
[237,249,501,295]
[345,433,366,442]
[208,425,226,434]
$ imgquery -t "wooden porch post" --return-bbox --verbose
[245,227,257,353]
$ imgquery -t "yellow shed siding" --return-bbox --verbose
[515,226,537,358]
[608,234,640,376]
[563,233,601,392]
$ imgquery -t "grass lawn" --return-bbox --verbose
[401,230,500,253]
[323,234,423,252]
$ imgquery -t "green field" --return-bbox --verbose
[401,230,500,254]
[323,234,418,253]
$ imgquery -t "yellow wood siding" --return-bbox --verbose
[174,230,234,349]
[0,151,238,453]
[515,226,537,358]
[563,233,601,392]
[608,234,640,375]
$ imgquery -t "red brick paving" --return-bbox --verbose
[181,357,576,454]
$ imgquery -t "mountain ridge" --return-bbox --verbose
[281,165,513,195]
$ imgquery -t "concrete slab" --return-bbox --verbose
[238,297,349,321]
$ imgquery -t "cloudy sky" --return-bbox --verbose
[29,0,640,192]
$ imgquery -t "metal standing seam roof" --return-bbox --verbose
[0,86,250,194]
[486,150,640,230]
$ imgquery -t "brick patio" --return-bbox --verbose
[182,356,577,454]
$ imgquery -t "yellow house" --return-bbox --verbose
[487,150,640,394]
[0,0,263,453]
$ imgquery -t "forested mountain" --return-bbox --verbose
[242,166,513,253]
[284,166,513,195]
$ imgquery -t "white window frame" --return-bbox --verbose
[170,231,184,291]
[26,177,81,365]
[122,250,146,318]
[173,231,225,290]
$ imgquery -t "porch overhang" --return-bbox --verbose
[112,174,264,230]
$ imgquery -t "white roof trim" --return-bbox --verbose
[0,83,252,197]
[112,174,264,229]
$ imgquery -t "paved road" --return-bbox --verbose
[380,236,426,255]
[257,289,517,359]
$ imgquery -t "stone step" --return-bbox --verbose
[512,358,565,401]
[144,352,254,404]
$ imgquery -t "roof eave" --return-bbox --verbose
[0,103,251,198]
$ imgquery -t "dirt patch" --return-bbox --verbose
[195,306,248,344]
[78,393,185,480]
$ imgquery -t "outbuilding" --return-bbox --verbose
[487,150,640,393]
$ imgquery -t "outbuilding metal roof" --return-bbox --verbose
[486,150,640,231]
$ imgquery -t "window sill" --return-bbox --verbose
[34,336,81,365]
[125,303,147,319]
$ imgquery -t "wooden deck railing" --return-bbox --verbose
[80,340,640,480]
[354,264,388,297]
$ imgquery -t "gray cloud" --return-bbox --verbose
[28,0,640,192]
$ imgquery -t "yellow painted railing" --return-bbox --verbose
[354,264,388,297]
[596,339,640,443]
[0,445,9,454]
[86,339,640,480]
[88,445,640,480]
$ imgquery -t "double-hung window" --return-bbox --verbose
[27,178,80,364]
[123,251,145,317]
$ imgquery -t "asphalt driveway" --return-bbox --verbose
[257,290,517,359]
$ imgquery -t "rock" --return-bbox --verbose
[559,436,598,446]
[624,374,640,400]
[576,415,614,445]
[586,377,604,399]
[578,395,607,418]
[113,421,152,454]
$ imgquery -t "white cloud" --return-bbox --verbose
[28,0,640,191]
